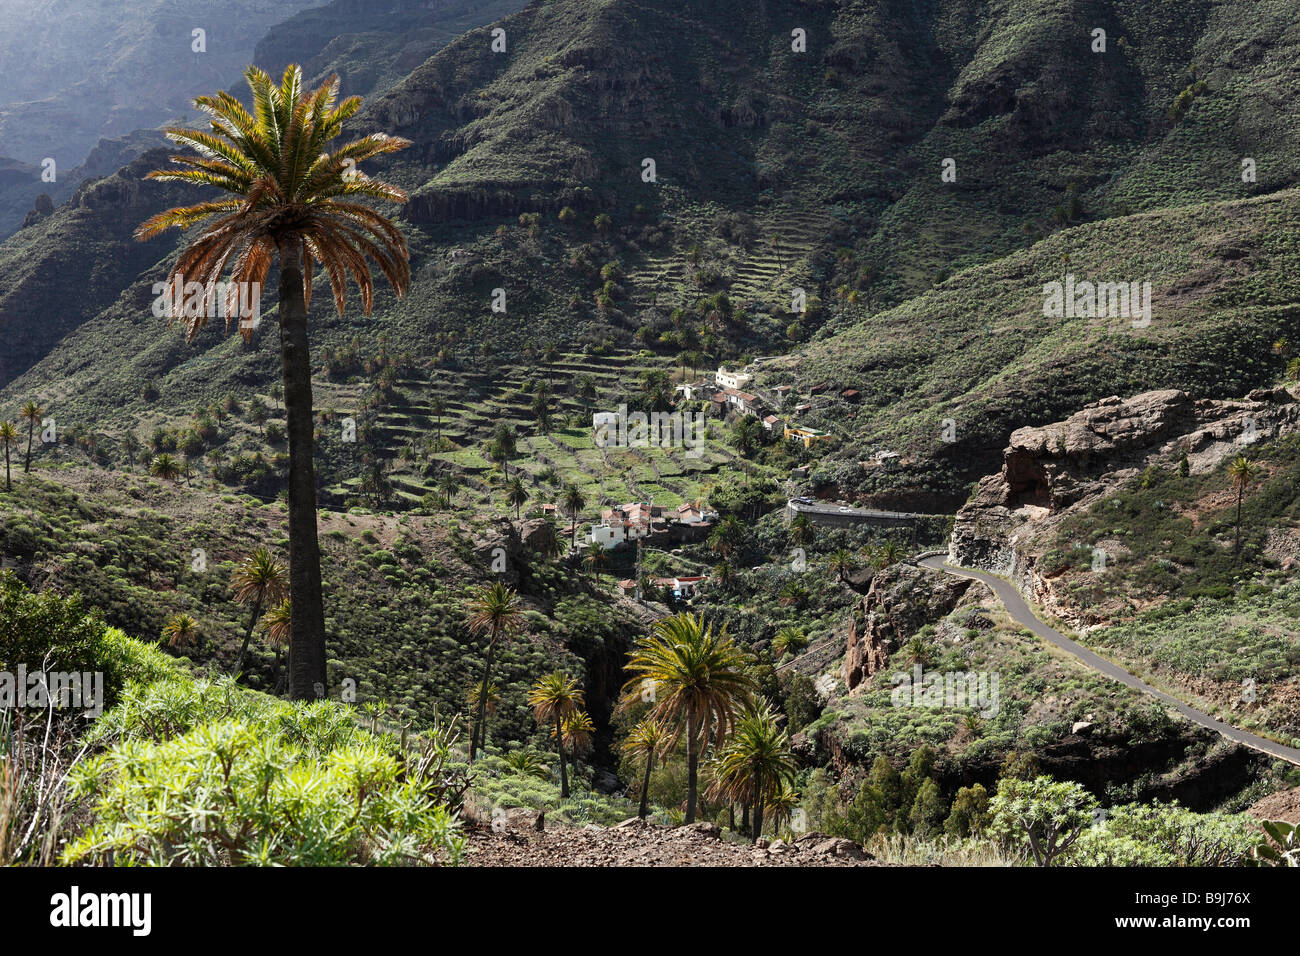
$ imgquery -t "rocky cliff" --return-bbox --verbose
[949,386,1300,624]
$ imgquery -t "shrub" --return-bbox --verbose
[990,775,1097,866]
[64,675,467,866]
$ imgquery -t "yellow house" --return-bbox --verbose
[784,424,833,448]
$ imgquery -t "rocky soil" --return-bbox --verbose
[462,812,883,867]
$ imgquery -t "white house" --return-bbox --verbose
[715,366,753,390]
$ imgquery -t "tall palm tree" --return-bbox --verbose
[466,581,524,761]
[620,612,756,822]
[231,547,288,678]
[162,612,200,652]
[136,65,411,701]
[708,699,797,843]
[1228,454,1261,558]
[506,475,529,520]
[260,598,292,694]
[429,395,446,446]
[149,454,183,482]
[19,402,42,473]
[0,421,17,491]
[623,717,668,819]
[562,484,586,552]
[528,671,584,798]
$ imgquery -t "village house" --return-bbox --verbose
[715,366,754,390]
[711,387,760,418]
[785,424,834,448]
[591,501,714,549]
[589,501,664,549]
[674,381,711,401]
[762,414,782,432]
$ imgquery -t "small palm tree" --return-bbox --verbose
[620,612,756,823]
[230,547,288,678]
[623,717,668,819]
[708,699,797,843]
[0,420,17,491]
[1228,454,1261,558]
[137,64,412,702]
[561,710,595,761]
[828,547,855,582]
[149,453,183,482]
[260,598,292,694]
[708,515,746,559]
[162,612,200,651]
[503,749,550,780]
[19,402,42,474]
[772,626,808,659]
[437,471,459,509]
[466,581,524,761]
[506,475,529,520]
[562,484,586,551]
[528,671,584,798]
[876,539,903,568]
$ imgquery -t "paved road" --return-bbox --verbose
[787,499,917,521]
[918,556,1300,767]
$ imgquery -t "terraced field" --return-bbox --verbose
[325,349,772,517]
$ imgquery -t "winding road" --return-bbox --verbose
[918,556,1300,767]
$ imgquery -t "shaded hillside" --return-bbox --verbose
[4,0,1300,475]
[762,189,1300,508]
[0,0,321,165]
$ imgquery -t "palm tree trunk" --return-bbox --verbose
[3,443,9,491]
[233,596,263,679]
[1235,487,1244,556]
[278,237,328,702]
[470,634,497,762]
[638,753,654,819]
[24,420,34,473]
[685,717,698,823]
[751,777,764,844]
[556,714,569,798]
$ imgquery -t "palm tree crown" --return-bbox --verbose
[136,65,411,338]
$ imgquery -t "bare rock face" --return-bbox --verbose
[949,387,1300,618]
[841,564,972,693]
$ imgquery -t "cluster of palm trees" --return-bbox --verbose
[0,402,48,490]
[159,546,292,690]
[618,612,797,841]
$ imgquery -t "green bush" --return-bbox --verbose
[65,675,467,866]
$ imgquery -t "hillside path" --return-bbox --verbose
[917,557,1300,767]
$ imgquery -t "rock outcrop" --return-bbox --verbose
[841,563,972,693]
[949,387,1300,622]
